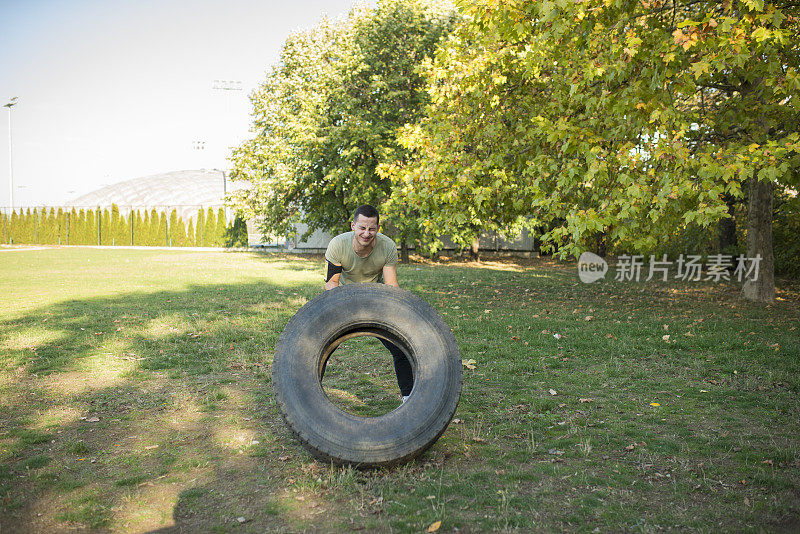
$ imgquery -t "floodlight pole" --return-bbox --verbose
[3,97,18,214]
[211,80,242,226]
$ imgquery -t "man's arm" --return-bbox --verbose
[382,264,399,287]
[325,260,343,290]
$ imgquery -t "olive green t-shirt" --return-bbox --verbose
[325,232,399,285]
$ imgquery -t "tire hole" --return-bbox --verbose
[320,334,408,417]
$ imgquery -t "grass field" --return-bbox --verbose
[1,246,798,533]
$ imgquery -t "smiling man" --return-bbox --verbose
[324,204,413,401]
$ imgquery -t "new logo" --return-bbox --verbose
[578,252,608,284]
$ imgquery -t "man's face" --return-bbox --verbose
[351,215,379,247]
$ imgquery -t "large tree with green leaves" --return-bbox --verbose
[396,0,799,300]
[229,0,457,250]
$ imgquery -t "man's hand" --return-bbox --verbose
[325,273,341,290]
[325,260,343,290]
[383,264,399,287]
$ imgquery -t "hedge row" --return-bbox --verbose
[0,205,245,247]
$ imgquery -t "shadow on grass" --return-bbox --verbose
[0,279,337,532]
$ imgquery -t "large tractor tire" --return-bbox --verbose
[272,284,462,467]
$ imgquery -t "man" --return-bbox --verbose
[324,204,413,401]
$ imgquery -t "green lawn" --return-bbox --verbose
[1,246,798,533]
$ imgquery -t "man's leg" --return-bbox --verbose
[378,338,414,397]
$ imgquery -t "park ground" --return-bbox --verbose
[0,246,798,533]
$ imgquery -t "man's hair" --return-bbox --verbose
[353,204,380,225]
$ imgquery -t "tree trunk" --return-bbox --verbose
[469,237,480,261]
[742,175,775,302]
[400,240,409,264]
[718,193,737,253]
[596,231,607,257]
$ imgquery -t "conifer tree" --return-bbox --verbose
[136,210,146,246]
[84,209,95,245]
[67,208,78,245]
[169,210,184,247]
[9,210,19,244]
[147,209,158,246]
[157,211,168,246]
[203,208,216,247]
[215,208,227,246]
[81,209,88,245]
[195,209,204,246]
[109,205,120,245]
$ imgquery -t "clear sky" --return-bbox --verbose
[0,0,366,208]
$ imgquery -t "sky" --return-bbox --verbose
[0,0,367,208]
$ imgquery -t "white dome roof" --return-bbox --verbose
[66,170,247,222]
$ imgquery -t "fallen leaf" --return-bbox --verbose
[86,416,100,423]
[144,444,159,450]
[462,359,477,370]
[510,336,520,341]
[579,398,593,403]
[649,402,660,407]
[236,517,247,524]
[662,335,671,343]
[427,520,442,533]
[762,459,774,466]
[625,443,636,451]
[585,316,594,321]
[549,389,557,396]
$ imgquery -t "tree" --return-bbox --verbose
[399,0,798,300]
[187,218,196,248]
[229,0,457,248]
[203,208,216,247]
[148,209,160,246]
[85,209,97,246]
[169,210,186,247]
[41,208,56,245]
[225,215,249,247]
[215,207,228,246]
[56,208,66,245]
[132,210,145,246]
[156,211,168,247]
[194,209,204,246]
